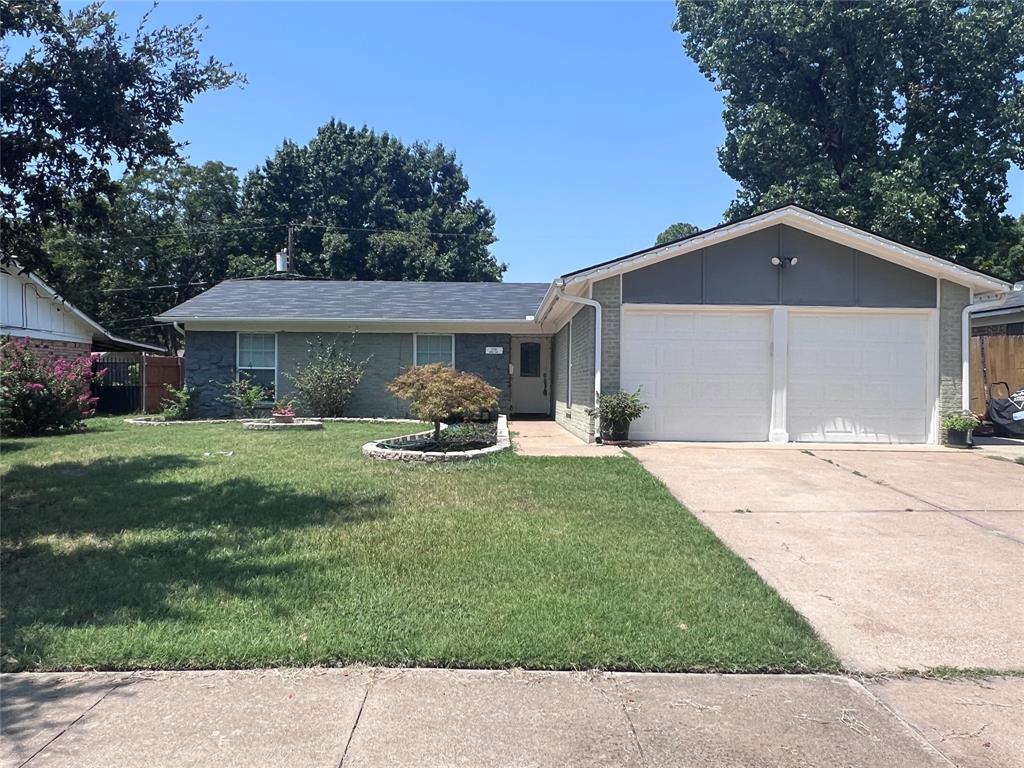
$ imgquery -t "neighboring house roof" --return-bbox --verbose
[555,204,1011,290]
[1,259,167,354]
[970,284,1024,319]
[156,279,551,322]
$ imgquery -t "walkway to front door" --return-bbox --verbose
[510,420,621,457]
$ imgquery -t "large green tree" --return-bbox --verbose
[675,0,1024,280]
[46,162,247,349]
[655,222,700,246]
[1,1,243,269]
[240,120,504,281]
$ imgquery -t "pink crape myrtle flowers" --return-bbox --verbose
[1,336,106,435]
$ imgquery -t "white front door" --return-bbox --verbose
[787,311,933,442]
[621,308,773,440]
[511,337,551,414]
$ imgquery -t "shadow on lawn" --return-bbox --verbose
[1,455,390,662]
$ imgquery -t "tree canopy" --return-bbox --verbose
[1,1,244,268]
[655,222,700,246]
[675,0,1024,280]
[45,162,246,350]
[239,121,504,282]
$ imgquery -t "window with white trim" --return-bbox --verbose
[414,334,454,367]
[237,332,277,399]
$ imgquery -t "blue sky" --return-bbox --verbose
[101,2,1023,282]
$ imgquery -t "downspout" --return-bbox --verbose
[554,286,602,432]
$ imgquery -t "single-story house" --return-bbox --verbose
[157,206,1014,444]
[1,258,166,358]
[968,282,1024,412]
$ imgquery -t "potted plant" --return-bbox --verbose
[587,389,649,444]
[942,410,981,447]
[272,401,296,424]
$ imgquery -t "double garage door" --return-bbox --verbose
[620,307,933,443]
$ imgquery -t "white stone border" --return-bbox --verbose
[241,419,324,431]
[362,415,510,463]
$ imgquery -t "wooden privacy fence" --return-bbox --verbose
[970,333,1024,414]
[92,354,183,414]
[142,355,184,413]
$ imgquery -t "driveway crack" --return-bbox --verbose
[803,453,1024,547]
[611,675,648,766]
[337,672,374,768]
[18,674,133,767]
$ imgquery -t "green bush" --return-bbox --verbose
[587,389,648,427]
[220,376,268,418]
[159,385,192,421]
[287,337,368,417]
[0,336,104,435]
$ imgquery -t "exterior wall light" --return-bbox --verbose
[771,256,799,267]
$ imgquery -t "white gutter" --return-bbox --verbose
[555,286,602,409]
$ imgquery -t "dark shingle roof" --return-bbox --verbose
[157,279,551,322]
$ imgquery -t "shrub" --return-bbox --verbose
[587,389,648,427]
[159,385,192,421]
[387,363,499,439]
[220,376,268,418]
[942,410,981,433]
[287,337,368,417]
[0,336,104,436]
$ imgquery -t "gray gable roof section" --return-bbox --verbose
[157,279,552,322]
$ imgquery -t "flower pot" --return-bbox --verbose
[946,428,973,448]
[601,419,631,445]
[273,414,294,424]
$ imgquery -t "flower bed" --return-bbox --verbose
[363,416,510,463]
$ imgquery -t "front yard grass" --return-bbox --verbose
[1,418,837,673]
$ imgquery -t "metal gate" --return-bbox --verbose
[91,356,141,414]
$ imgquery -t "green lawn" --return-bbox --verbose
[1,417,837,673]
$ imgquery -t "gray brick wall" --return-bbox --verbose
[277,332,414,417]
[552,306,596,442]
[188,330,514,419]
[184,331,236,417]
[592,275,621,394]
[455,333,511,413]
[939,280,970,422]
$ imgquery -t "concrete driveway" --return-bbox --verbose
[627,443,1024,674]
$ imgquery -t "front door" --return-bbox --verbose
[511,337,551,414]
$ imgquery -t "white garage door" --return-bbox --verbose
[787,312,932,443]
[621,309,772,440]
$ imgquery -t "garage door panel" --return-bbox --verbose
[788,312,931,443]
[622,309,771,441]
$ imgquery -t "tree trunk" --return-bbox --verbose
[433,420,441,440]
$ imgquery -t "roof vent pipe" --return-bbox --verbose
[275,250,289,274]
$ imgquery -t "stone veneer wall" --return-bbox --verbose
[184,331,237,417]
[938,280,971,424]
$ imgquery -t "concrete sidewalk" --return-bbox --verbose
[6,667,1011,768]
[510,419,622,457]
